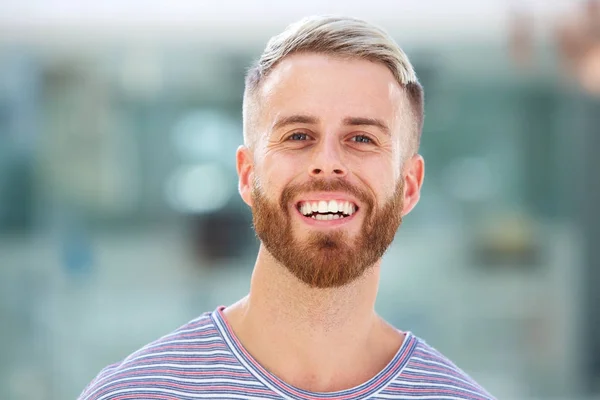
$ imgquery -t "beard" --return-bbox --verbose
[251,178,404,288]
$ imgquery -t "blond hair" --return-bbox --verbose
[243,15,424,152]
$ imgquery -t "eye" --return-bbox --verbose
[288,132,309,141]
[351,135,373,144]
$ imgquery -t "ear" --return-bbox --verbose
[236,145,254,207]
[401,154,425,216]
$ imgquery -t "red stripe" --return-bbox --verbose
[216,306,414,400]
[385,385,490,400]
[89,379,275,399]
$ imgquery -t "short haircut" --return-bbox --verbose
[243,15,424,153]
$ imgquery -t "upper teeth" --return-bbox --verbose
[299,200,356,216]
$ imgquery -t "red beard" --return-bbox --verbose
[251,178,404,288]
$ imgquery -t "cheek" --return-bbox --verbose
[257,155,297,196]
[360,160,399,202]
[391,144,404,181]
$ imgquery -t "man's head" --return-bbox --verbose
[236,16,425,288]
[243,16,424,152]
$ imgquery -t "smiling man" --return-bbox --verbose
[79,16,494,400]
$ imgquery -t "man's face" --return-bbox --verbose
[238,54,423,288]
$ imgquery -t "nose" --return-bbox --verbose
[308,138,348,178]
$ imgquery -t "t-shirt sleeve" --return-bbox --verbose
[77,362,123,400]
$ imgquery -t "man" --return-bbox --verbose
[79,16,494,400]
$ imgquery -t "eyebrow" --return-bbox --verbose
[272,114,318,131]
[342,117,390,136]
[272,114,390,136]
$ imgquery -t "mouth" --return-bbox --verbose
[296,199,358,221]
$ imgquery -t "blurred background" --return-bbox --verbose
[1,1,599,399]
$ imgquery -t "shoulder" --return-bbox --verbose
[77,312,233,400]
[386,333,496,400]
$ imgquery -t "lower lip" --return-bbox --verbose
[295,207,358,227]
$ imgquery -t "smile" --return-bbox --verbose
[296,199,358,221]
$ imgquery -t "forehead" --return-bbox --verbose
[258,53,406,127]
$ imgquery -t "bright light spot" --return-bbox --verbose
[172,110,239,162]
[165,164,233,213]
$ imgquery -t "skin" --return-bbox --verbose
[224,53,425,392]
[555,0,600,95]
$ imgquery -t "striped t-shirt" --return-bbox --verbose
[79,306,494,400]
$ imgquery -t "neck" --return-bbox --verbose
[223,245,404,392]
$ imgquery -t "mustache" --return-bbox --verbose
[279,179,373,212]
